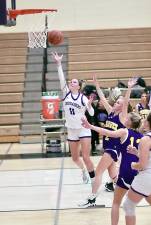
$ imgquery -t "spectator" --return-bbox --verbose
[135,92,150,120]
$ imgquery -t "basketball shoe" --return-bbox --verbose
[105,182,115,192]
[78,194,96,208]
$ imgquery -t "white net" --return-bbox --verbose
[27,11,56,48]
[28,29,47,48]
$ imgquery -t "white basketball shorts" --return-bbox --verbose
[131,169,151,197]
[67,127,91,141]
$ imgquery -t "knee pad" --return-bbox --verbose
[123,197,136,216]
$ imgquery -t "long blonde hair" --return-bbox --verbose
[129,112,141,130]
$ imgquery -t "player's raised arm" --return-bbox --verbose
[51,52,69,95]
[93,74,112,114]
[81,117,126,138]
[120,77,138,123]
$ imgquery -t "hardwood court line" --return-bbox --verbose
[0,184,57,188]
[0,183,86,188]
[0,203,149,213]
[53,156,65,225]
[0,143,13,167]
[0,167,82,172]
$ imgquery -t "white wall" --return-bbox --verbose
[1,0,151,32]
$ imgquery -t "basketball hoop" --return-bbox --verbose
[8,9,57,48]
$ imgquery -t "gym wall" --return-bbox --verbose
[0,0,151,32]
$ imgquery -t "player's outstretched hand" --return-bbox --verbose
[128,77,138,88]
[131,162,143,171]
[127,145,138,156]
[81,117,91,129]
[87,95,94,107]
[51,52,63,65]
[93,74,100,88]
[131,162,139,170]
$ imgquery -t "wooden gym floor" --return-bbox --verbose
[0,143,150,225]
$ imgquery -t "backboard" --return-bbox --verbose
[7,0,16,26]
[7,0,16,9]
[0,0,16,26]
[0,0,7,25]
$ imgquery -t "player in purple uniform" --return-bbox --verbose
[78,76,137,207]
[123,112,151,225]
[111,114,143,225]
[95,76,137,192]
[80,112,142,213]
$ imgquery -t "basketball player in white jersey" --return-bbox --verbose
[51,52,95,184]
[123,112,151,225]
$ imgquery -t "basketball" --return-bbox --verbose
[47,30,64,45]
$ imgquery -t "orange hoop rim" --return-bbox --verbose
[7,9,57,19]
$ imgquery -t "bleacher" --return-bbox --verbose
[0,27,151,142]
[0,33,27,142]
[64,28,151,79]
[64,27,151,108]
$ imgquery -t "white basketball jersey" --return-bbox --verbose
[57,64,94,128]
[63,91,87,129]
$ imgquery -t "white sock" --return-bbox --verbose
[89,193,97,199]
[108,178,113,183]
[91,177,95,184]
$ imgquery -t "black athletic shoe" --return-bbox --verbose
[105,182,115,192]
[78,194,96,208]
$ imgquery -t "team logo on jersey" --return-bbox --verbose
[65,101,81,109]
[105,121,118,130]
